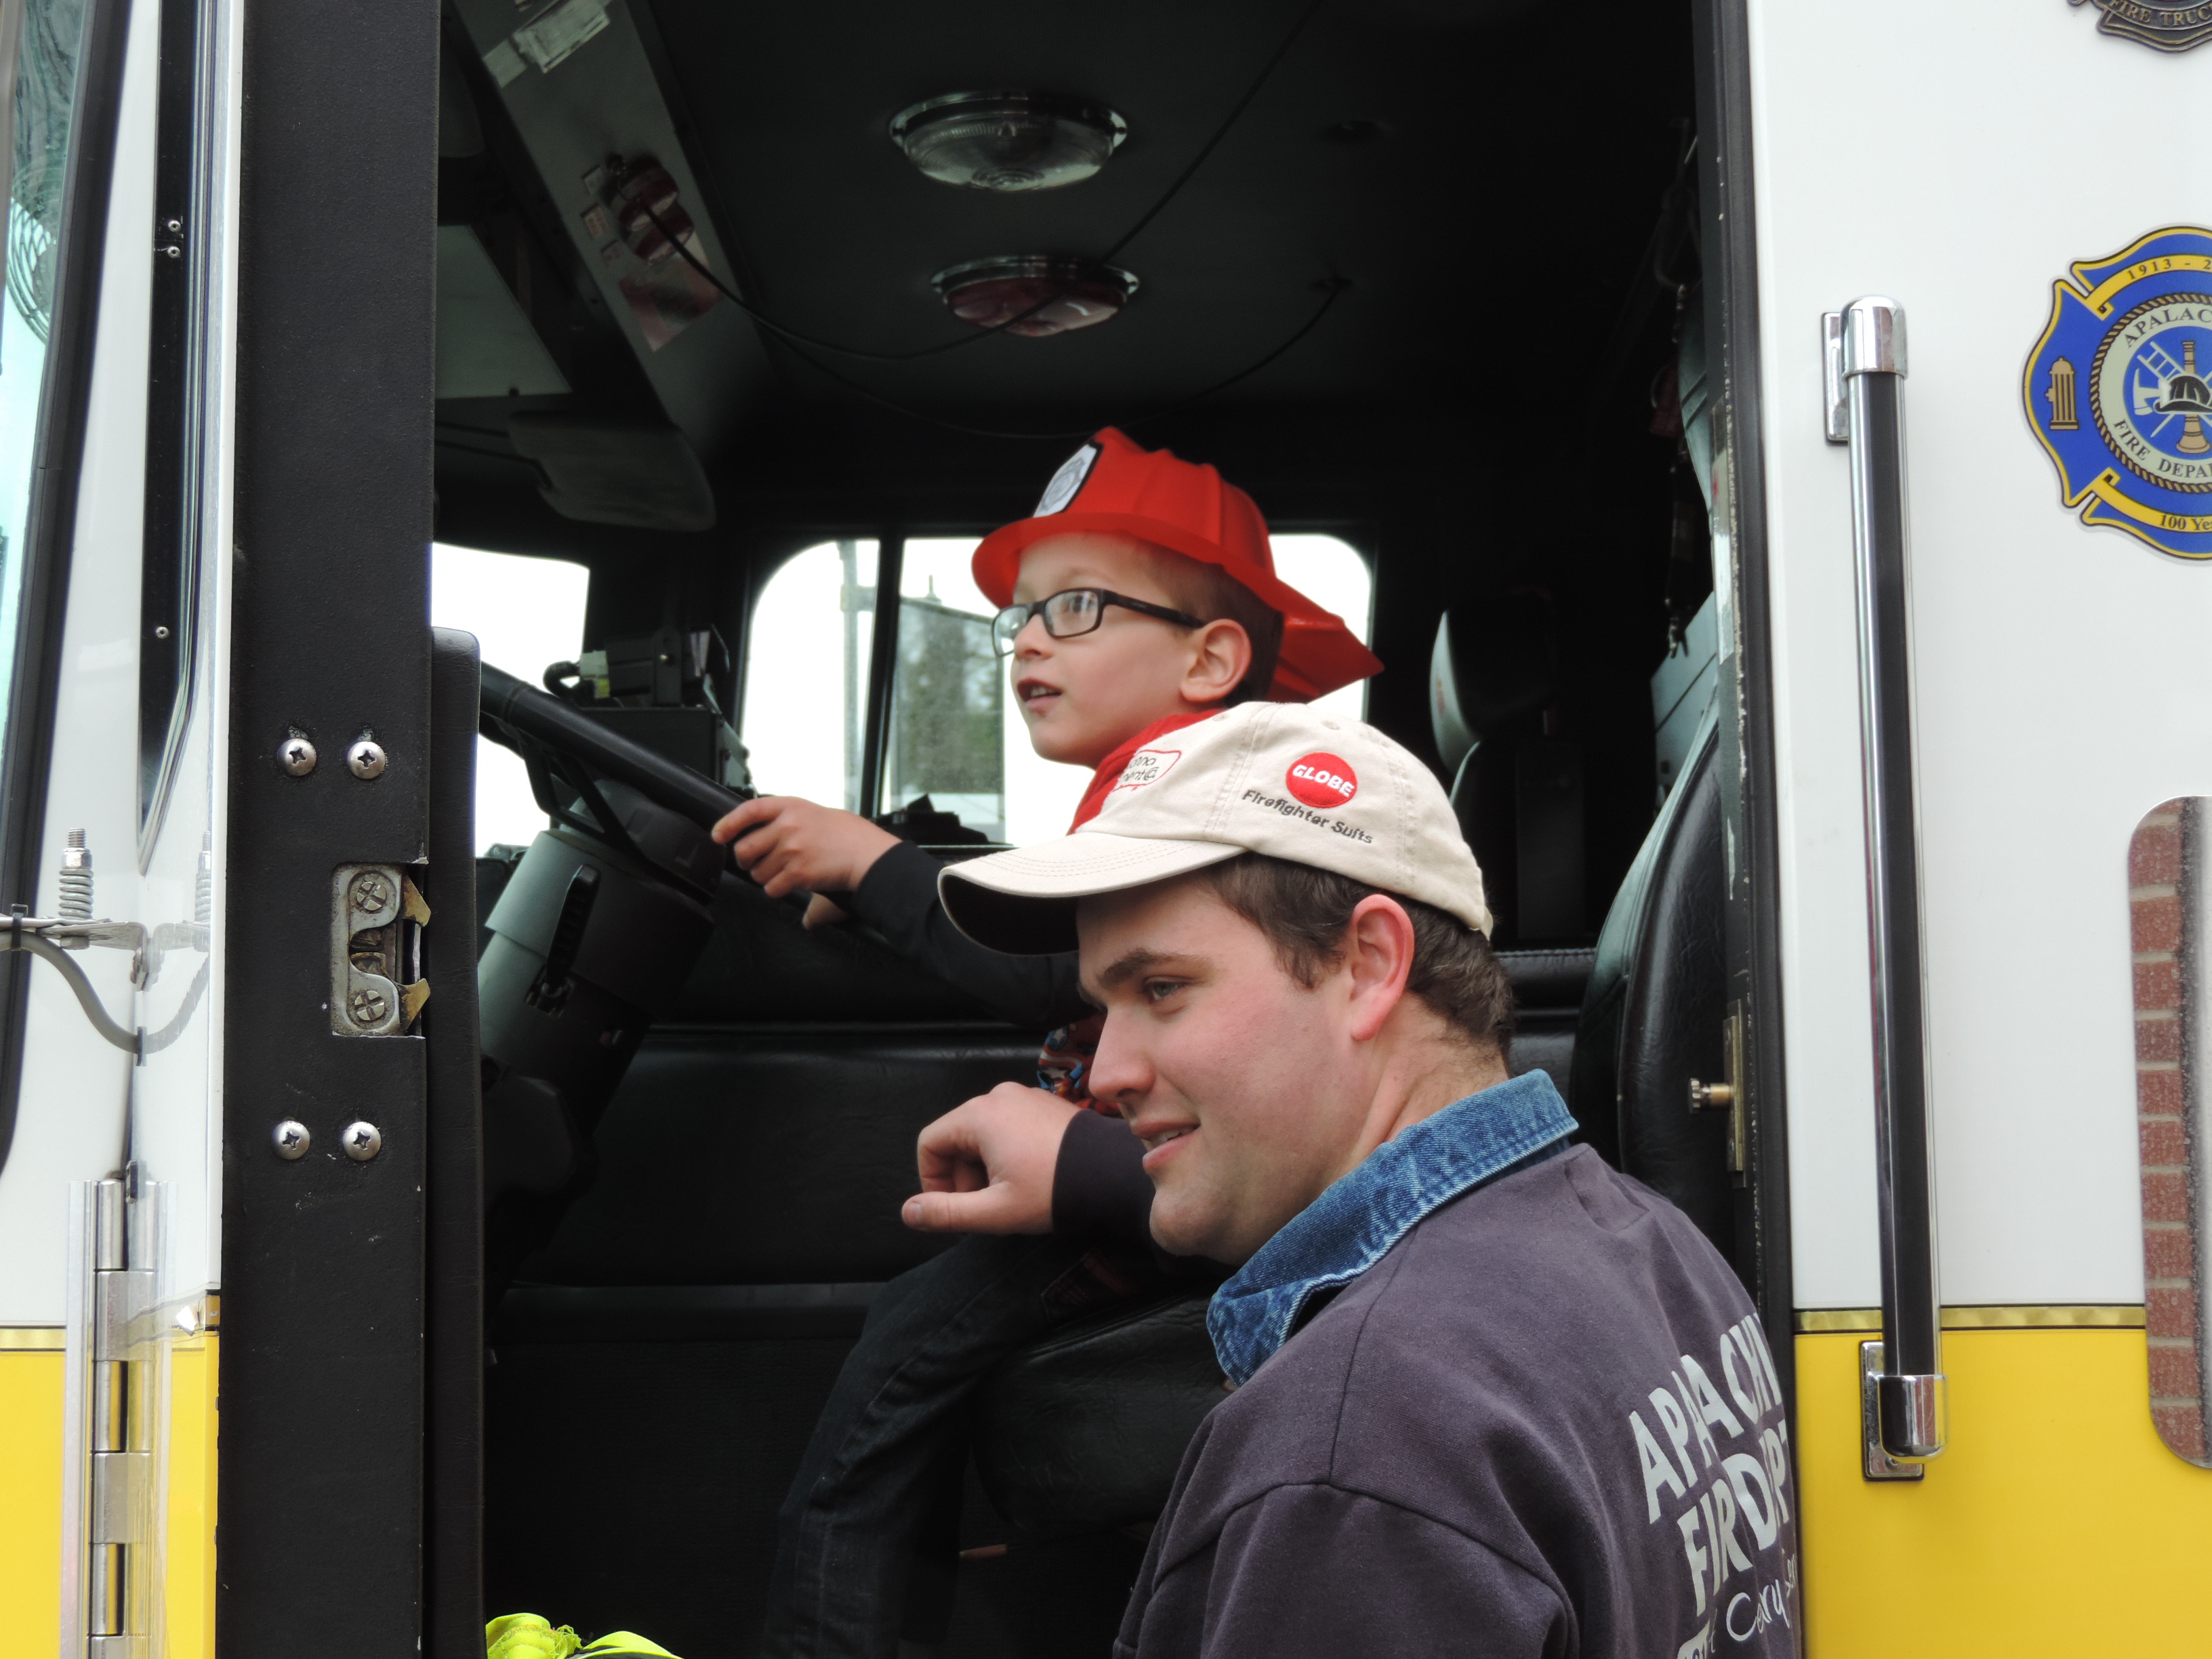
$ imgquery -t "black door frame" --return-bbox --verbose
[218,0,440,1651]
[1692,0,1797,1402]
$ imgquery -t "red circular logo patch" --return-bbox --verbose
[1286,752,1358,808]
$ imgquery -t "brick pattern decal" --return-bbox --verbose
[2132,800,2207,1465]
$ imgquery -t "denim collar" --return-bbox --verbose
[1207,1069,1576,1385]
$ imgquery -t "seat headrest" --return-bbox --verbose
[1427,597,1558,772]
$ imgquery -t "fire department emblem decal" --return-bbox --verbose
[2068,0,2212,53]
[2025,226,2212,559]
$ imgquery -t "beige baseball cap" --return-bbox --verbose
[939,701,1492,955]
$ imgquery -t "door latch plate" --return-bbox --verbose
[1688,1001,1748,1185]
[331,865,429,1036]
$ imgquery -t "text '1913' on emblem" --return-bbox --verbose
[2025,227,2212,560]
[2069,0,2212,52]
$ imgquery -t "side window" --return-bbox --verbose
[1269,534,1374,722]
[430,543,590,852]
[887,537,1048,844]
[1,0,98,765]
[737,536,1086,842]
[737,533,1375,847]
[739,539,879,814]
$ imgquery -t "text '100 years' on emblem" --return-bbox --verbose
[2025,227,2212,560]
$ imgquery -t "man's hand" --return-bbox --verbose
[712,796,901,914]
[904,1084,1082,1235]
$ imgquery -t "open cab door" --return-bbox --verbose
[1702,0,2212,1643]
[1,0,474,1652]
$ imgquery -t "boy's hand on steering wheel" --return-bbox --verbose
[904,1084,1082,1235]
[712,795,901,918]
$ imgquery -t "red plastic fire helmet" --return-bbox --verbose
[970,428,1383,701]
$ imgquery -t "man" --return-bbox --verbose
[920,701,1800,1658]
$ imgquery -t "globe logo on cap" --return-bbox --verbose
[1286,752,1357,808]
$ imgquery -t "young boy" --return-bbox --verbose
[713,428,1380,1659]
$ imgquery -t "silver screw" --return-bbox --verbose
[279,736,317,777]
[272,1120,310,1160]
[349,986,390,1025]
[346,740,387,780]
[58,831,93,922]
[348,871,393,914]
[342,1121,382,1162]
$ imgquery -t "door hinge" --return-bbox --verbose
[92,1270,154,1362]
[89,1452,148,1543]
[65,1170,166,1658]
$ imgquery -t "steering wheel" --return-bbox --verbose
[474,662,764,1294]
[477,661,750,888]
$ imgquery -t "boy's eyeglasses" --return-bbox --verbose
[989,588,1207,658]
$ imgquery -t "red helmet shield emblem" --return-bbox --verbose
[1286,752,1357,808]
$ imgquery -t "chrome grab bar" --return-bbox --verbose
[1823,297,1946,1462]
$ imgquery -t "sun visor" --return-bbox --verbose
[508,415,715,532]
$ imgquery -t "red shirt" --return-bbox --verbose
[1066,711,1216,832]
[1040,710,1216,1113]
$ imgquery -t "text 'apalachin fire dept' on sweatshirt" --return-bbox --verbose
[1117,1071,1799,1659]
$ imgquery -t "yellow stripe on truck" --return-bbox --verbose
[1798,1327,2212,1652]
[165,1330,218,1659]
[0,1324,216,1656]
[0,1342,64,1651]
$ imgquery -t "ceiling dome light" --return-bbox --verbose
[890,93,1126,192]
[932,256,1138,337]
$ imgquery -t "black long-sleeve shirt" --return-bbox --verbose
[851,840,1089,1029]
[847,839,1154,1241]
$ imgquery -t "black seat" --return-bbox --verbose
[1570,712,1736,1263]
[1429,598,1591,949]
[972,1291,1224,1538]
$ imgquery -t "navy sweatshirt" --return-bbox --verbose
[1116,1145,1800,1659]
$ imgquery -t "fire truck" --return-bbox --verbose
[1,0,2209,1652]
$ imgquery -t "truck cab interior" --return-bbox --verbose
[430,0,1735,1651]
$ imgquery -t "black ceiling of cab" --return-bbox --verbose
[655,0,1630,423]
[435,0,1698,548]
